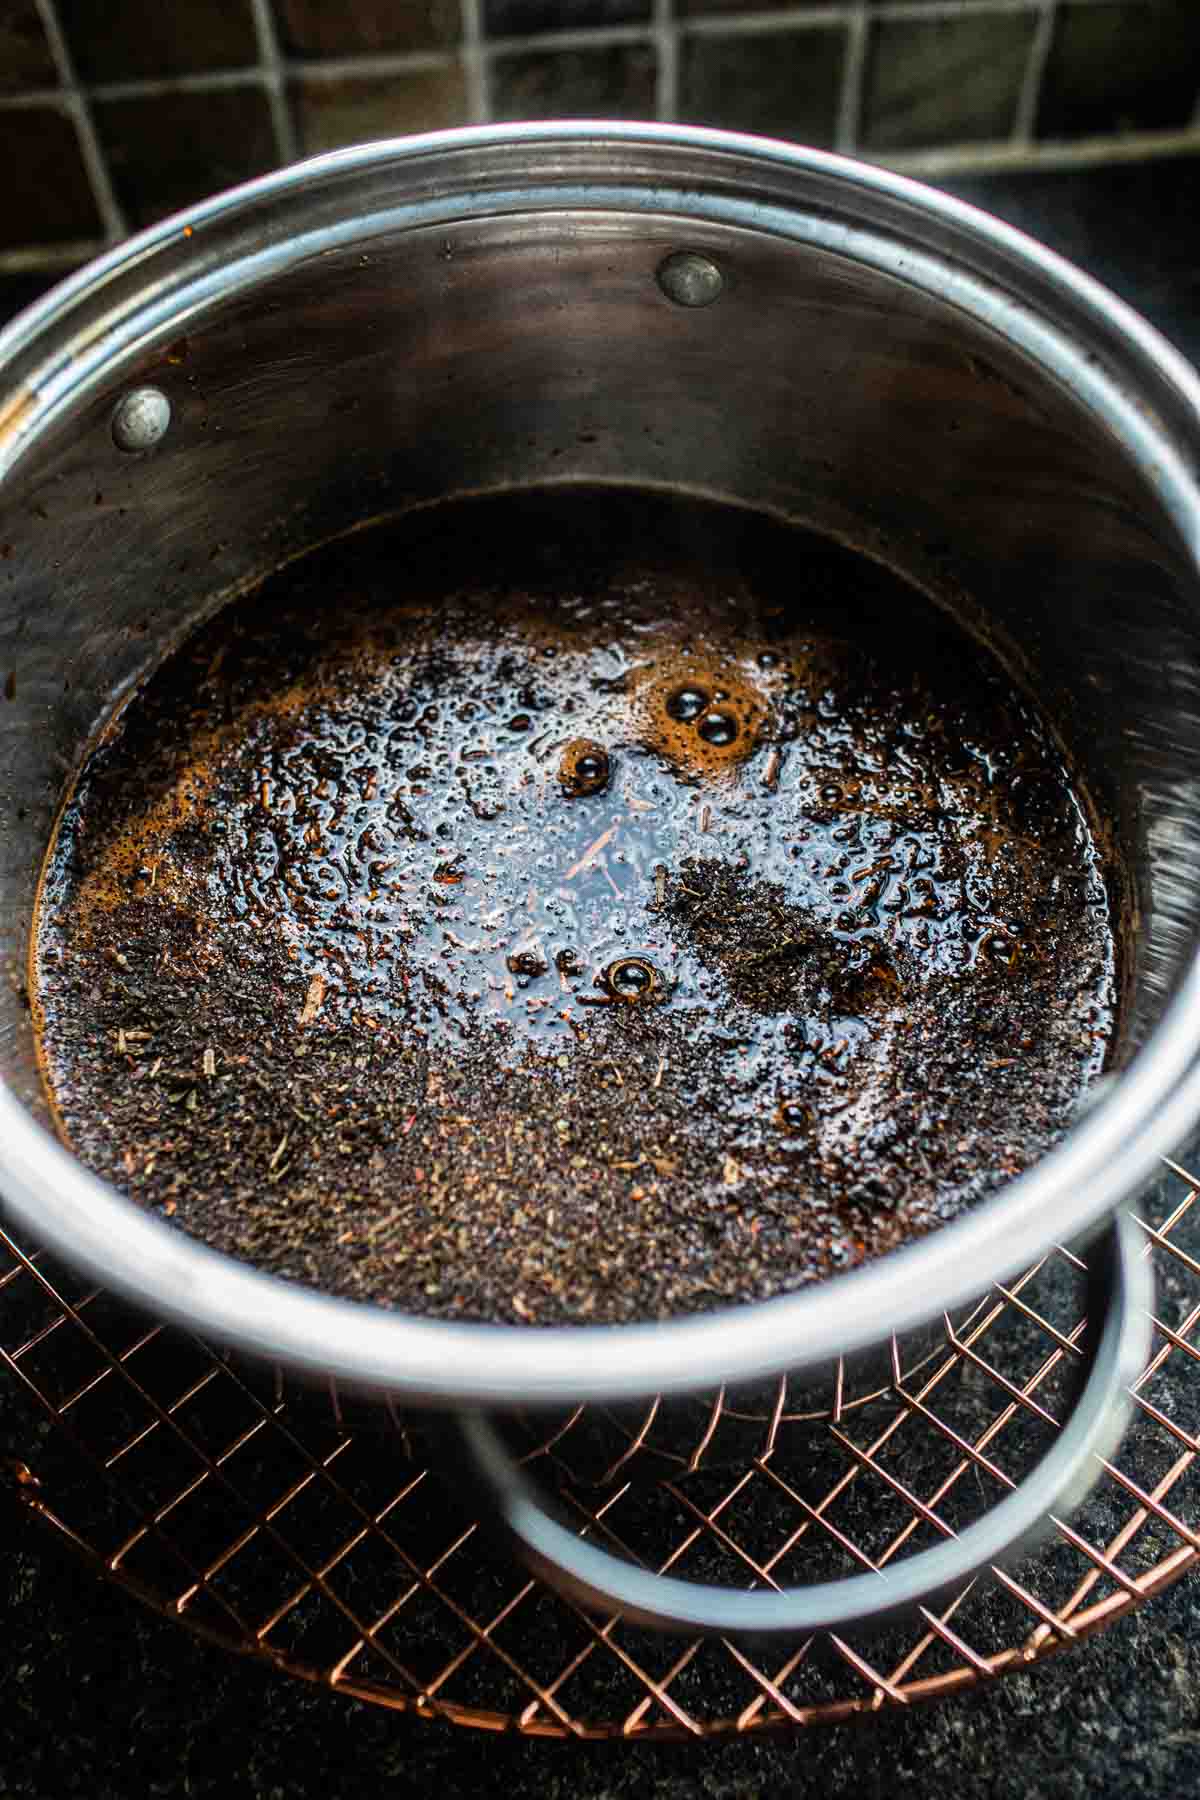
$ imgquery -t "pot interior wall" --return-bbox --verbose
[2,202,1198,1134]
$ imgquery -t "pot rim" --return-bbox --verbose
[3,121,1199,1406]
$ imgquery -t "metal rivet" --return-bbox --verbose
[657,251,724,308]
[111,386,172,453]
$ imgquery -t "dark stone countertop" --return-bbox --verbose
[2,1467,1200,1800]
[3,150,1200,1799]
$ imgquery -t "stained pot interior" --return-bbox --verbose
[1,156,1197,1222]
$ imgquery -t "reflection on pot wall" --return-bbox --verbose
[0,0,1198,310]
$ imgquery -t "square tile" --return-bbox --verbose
[484,0,649,34]
[0,107,102,247]
[862,13,1037,154]
[1037,1,1200,140]
[57,0,258,83]
[678,27,845,146]
[0,2,56,93]
[273,0,459,58]
[490,42,656,121]
[293,68,469,154]
[94,88,279,230]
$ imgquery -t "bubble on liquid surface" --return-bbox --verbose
[558,737,612,798]
[667,686,708,722]
[698,710,738,747]
[506,949,548,978]
[603,956,659,1001]
[980,930,1020,968]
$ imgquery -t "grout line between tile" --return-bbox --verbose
[681,7,852,40]
[835,2,870,154]
[0,86,66,109]
[64,67,271,104]
[32,0,126,241]
[1013,0,1057,145]
[276,50,461,85]
[682,0,1046,40]
[0,55,471,114]
[0,240,104,274]
[486,22,655,59]
[655,0,678,125]
[875,121,1200,178]
[461,0,489,124]
[875,0,1078,18]
[250,0,299,164]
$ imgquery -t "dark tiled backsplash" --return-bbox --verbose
[0,0,1198,261]
[679,26,845,146]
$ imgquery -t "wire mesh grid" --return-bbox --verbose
[2,1155,1200,1741]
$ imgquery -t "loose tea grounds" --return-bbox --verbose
[32,489,1118,1325]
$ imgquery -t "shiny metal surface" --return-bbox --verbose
[1,124,1199,1410]
[109,385,172,453]
[457,1216,1151,1635]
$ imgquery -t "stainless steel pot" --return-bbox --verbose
[2,123,1195,1633]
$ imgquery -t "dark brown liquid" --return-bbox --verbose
[33,490,1117,1324]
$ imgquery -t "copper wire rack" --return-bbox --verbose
[3,1157,1200,1742]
